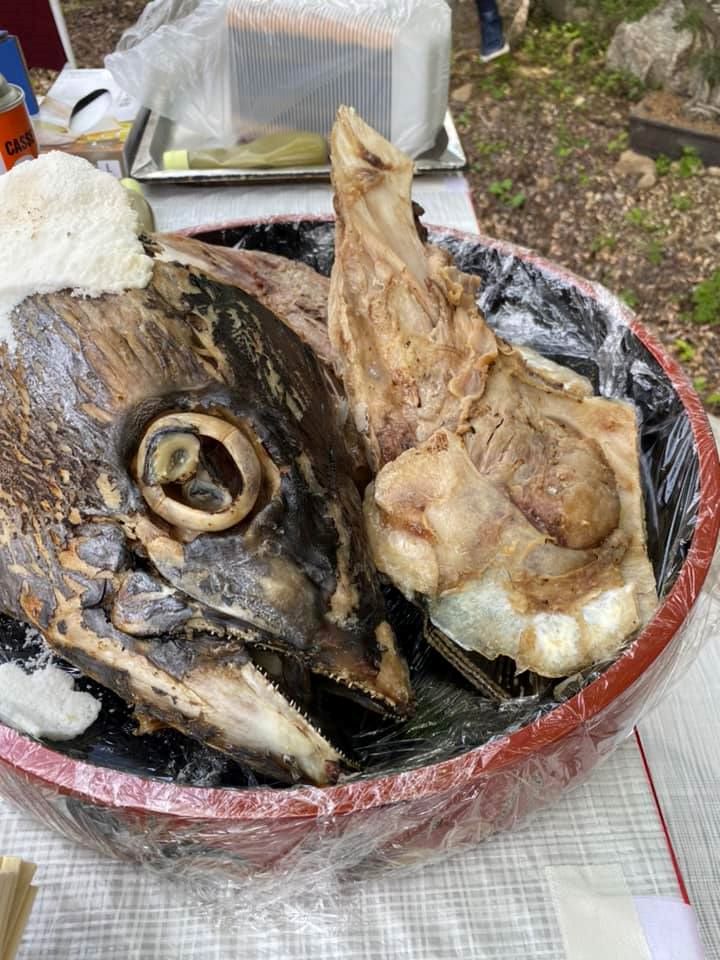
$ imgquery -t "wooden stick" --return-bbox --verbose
[0,873,17,953]
[2,886,37,960]
[0,859,38,960]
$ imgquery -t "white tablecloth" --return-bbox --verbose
[143,174,480,235]
[0,737,686,960]
[637,419,720,956]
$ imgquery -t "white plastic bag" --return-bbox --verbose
[106,0,451,157]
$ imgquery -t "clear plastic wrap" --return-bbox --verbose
[0,220,717,916]
[105,0,451,157]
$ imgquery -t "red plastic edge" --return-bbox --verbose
[634,728,691,906]
[0,222,718,822]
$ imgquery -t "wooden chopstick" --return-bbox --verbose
[0,874,15,954]
[0,858,38,960]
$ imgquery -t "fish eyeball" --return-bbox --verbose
[181,468,234,513]
[134,413,262,533]
[144,430,201,485]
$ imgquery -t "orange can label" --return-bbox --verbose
[0,92,38,174]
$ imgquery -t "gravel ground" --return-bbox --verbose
[36,0,720,409]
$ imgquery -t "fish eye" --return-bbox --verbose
[133,412,262,532]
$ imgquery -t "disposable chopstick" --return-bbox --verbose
[0,874,15,953]
[0,858,38,960]
[2,885,37,960]
[2,859,35,932]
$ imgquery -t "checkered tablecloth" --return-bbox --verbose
[636,418,720,957]
[0,737,685,960]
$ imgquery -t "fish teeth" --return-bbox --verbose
[249,657,353,767]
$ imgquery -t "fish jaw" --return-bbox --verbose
[106,534,413,720]
[126,516,413,718]
[329,108,657,682]
[309,618,413,716]
[49,596,344,786]
[328,106,496,470]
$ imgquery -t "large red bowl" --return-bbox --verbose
[0,221,718,879]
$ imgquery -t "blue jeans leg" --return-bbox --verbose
[475,0,506,58]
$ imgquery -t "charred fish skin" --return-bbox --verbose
[0,239,411,786]
[141,267,406,697]
[329,106,657,681]
[154,234,371,489]
[154,233,338,372]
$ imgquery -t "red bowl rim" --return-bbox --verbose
[0,218,718,822]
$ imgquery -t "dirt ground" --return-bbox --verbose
[451,1,720,410]
[40,0,720,410]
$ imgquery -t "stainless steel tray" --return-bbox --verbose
[126,109,467,184]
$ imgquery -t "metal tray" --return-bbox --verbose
[126,108,467,185]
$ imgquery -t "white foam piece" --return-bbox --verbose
[0,151,153,349]
[0,662,101,741]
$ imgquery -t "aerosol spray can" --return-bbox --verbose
[0,72,37,174]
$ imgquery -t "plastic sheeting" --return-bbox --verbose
[0,220,718,918]
[106,0,451,157]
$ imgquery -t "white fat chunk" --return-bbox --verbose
[530,613,582,675]
[0,151,153,348]
[430,577,523,662]
[431,575,642,677]
[581,585,640,658]
[0,661,101,741]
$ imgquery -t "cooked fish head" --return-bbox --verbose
[0,234,411,784]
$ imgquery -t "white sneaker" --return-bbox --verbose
[480,43,510,64]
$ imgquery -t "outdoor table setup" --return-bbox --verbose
[0,1,719,957]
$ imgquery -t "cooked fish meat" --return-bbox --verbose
[0,153,411,786]
[328,107,657,679]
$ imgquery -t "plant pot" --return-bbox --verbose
[630,92,720,165]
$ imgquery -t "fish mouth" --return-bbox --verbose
[69,521,414,786]
[56,600,348,787]
[121,492,413,716]
[49,503,412,786]
[110,558,414,720]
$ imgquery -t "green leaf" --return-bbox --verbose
[690,270,720,325]
[645,239,665,265]
[671,192,692,212]
[607,131,629,154]
[654,154,672,176]
[591,232,617,253]
[678,146,703,179]
[673,338,695,362]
